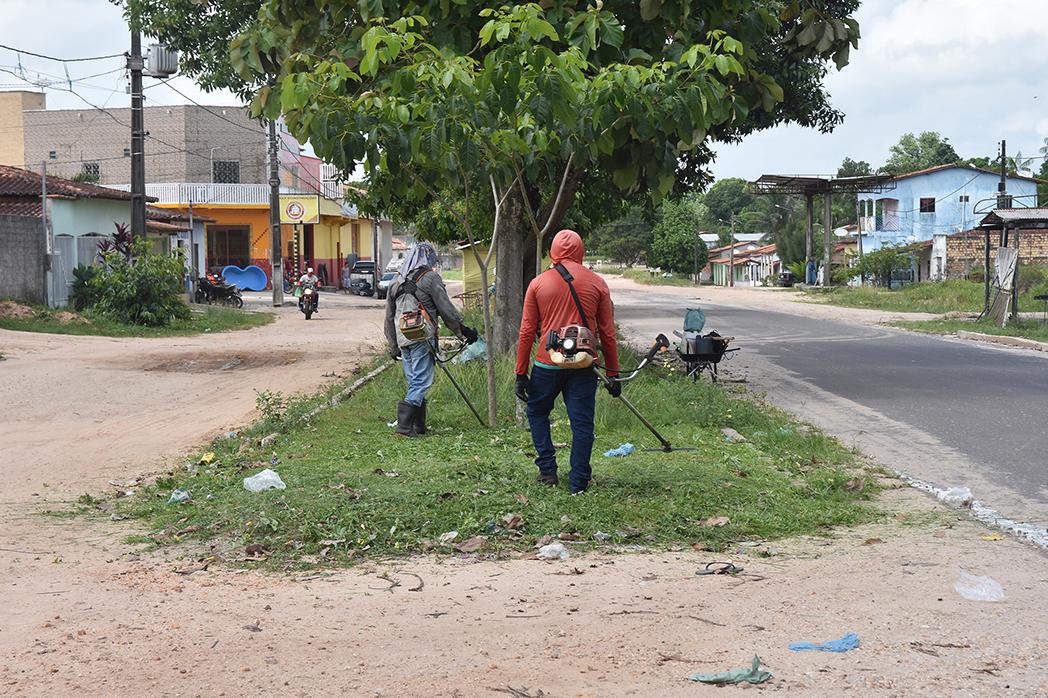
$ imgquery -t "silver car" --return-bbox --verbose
[377,271,396,299]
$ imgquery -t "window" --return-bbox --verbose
[123,148,131,158]
[81,162,100,180]
[958,195,969,203]
[919,197,936,213]
[206,226,250,269]
[48,151,57,160]
[212,160,240,184]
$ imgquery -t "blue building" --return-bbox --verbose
[857,164,1040,250]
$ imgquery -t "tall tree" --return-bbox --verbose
[881,131,961,175]
[130,0,863,352]
[649,197,707,275]
[591,205,654,266]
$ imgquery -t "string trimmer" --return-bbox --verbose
[593,334,697,453]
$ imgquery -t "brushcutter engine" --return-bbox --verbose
[546,324,597,368]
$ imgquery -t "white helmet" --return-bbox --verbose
[307,267,314,274]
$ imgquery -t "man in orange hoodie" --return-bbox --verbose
[515,229,620,494]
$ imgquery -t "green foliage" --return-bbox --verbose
[590,204,653,265]
[649,197,707,274]
[702,178,753,229]
[854,245,910,287]
[0,305,271,338]
[882,132,961,175]
[69,264,100,311]
[896,318,1048,344]
[90,240,191,327]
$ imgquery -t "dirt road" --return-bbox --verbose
[1,287,1045,696]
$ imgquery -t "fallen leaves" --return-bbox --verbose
[454,535,488,553]
[199,452,216,465]
[862,537,885,546]
[700,516,730,527]
[979,533,1004,541]
[845,478,864,492]
[501,513,524,530]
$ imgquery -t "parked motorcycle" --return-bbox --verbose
[295,281,319,319]
[195,274,243,309]
[349,277,374,297]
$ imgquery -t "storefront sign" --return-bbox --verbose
[279,195,320,224]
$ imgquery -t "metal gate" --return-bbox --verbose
[53,234,74,306]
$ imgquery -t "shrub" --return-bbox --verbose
[855,245,910,287]
[91,240,190,326]
[1017,265,1047,294]
[69,264,100,311]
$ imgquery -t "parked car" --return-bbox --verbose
[377,271,396,299]
[777,270,796,287]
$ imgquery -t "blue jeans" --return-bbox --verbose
[527,366,598,490]
[401,342,435,406]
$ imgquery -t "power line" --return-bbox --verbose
[151,77,262,135]
[0,43,125,63]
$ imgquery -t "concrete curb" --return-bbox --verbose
[955,330,1048,353]
[260,360,393,447]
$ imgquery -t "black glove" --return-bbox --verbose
[605,378,622,398]
[515,374,529,402]
[461,325,479,345]
[389,347,402,360]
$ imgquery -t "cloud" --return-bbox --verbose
[712,0,1048,180]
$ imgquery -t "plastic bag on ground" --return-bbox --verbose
[604,442,635,458]
[452,338,487,364]
[937,486,973,508]
[955,571,1005,602]
[243,468,286,492]
[536,542,570,560]
[167,488,191,505]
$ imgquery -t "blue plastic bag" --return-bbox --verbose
[452,338,488,364]
[604,443,635,458]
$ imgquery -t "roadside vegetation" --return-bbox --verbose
[107,344,880,568]
[804,276,1048,315]
[0,302,272,338]
[614,267,697,287]
[895,318,1048,343]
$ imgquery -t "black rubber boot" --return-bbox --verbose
[394,401,418,437]
[414,400,427,435]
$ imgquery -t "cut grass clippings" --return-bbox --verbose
[894,318,1048,343]
[110,343,880,568]
[0,303,273,337]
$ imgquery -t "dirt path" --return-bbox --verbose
[1,287,1045,696]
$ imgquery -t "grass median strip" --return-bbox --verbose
[803,280,1045,314]
[0,302,272,337]
[111,348,880,567]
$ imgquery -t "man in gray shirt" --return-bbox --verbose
[384,242,478,437]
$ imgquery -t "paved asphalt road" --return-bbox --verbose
[612,285,1048,531]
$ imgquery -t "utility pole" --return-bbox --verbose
[804,194,814,284]
[728,214,736,287]
[128,21,146,238]
[856,197,865,285]
[823,192,833,286]
[42,160,51,306]
[268,119,284,307]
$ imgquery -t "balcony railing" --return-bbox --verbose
[104,182,324,206]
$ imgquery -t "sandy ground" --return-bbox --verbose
[1,285,1046,697]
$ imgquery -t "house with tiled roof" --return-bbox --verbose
[856,163,1040,251]
[0,165,206,305]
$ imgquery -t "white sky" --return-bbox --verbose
[2,0,1047,180]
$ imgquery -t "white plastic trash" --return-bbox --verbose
[536,542,570,560]
[243,468,286,492]
[937,486,973,508]
[954,571,1005,602]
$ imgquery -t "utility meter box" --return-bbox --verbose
[146,45,179,77]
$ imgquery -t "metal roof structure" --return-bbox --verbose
[749,173,896,195]
[978,207,1048,228]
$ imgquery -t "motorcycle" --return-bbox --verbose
[195,274,243,309]
[349,277,374,297]
[294,281,319,319]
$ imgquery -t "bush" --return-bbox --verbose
[1017,266,1047,294]
[91,240,190,326]
[855,245,910,287]
[69,265,100,311]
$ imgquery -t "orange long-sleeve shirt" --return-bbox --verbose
[515,230,619,376]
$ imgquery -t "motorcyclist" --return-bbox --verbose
[384,242,479,437]
[298,267,320,311]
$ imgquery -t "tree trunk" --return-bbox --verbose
[493,186,527,353]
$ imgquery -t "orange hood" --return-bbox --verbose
[550,229,584,264]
